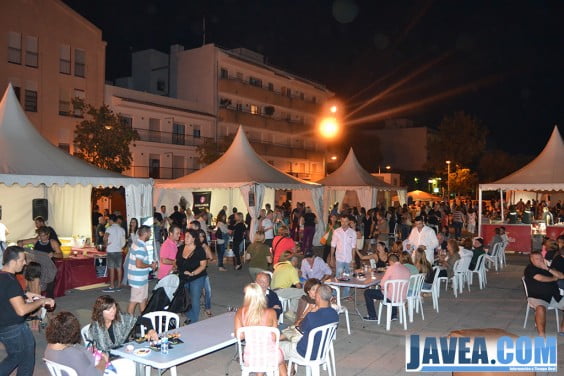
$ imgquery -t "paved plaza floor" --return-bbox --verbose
[2,253,563,375]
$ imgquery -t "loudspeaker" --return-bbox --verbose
[32,199,48,221]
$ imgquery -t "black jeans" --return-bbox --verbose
[364,289,397,319]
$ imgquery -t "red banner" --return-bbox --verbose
[481,224,531,253]
[546,225,564,240]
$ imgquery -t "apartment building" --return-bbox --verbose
[0,0,106,152]
[117,44,334,181]
[105,85,215,179]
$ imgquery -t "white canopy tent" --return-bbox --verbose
[155,126,324,242]
[478,125,564,235]
[317,148,407,216]
[0,84,153,241]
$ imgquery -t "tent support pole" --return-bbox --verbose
[500,189,504,222]
[478,188,483,237]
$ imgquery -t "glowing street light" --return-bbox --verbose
[330,105,338,113]
[319,117,339,139]
[330,155,337,161]
[446,160,451,199]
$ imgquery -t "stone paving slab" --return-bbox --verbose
[2,254,563,375]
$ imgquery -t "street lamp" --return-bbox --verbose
[446,160,451,199]
[378,165,391,174]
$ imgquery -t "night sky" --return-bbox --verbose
[64,0,564,157]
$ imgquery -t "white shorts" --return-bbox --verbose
[130,285,148,303]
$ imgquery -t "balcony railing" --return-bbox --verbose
[135,128,206,147]
[127,166,198,179]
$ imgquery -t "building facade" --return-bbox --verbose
[118,44,334,181]
[105,85,215,179]
[0,0,106,152]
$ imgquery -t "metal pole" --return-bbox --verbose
[447,162,451,200]
[478,187,483,237]
[500,189,505,222]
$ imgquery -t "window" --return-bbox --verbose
[172,123,185,145]
[73,89,85,117]
[149,157,160,179]
[58,88,70,116]
[220,68,228,79]
[156,79,166,92]
[236,72,243,81]
[120,115,132,129]
[24,90,37,112]
[13,86,21,101]
[268,83,274,91]
[249,76,262,88]
[250,104,259,115]
[25,36,38,67]
[74,49,85,77]
[192,124,201,138]
[149,118,160,142]
[59,45,71,74]
[8,31,22,64]
[236,103,243,112]
[172,156,184,178]
[299,92,304,100]
[58,143,70,153]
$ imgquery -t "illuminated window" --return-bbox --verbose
[250,104,259,115]
[8,31,21,64]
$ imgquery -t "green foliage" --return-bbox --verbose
[73,99,138,173]
[426,111,487,173]
[448,167,478,197]
[196,135,234,165]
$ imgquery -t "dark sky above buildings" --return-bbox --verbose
[64,0,564,156]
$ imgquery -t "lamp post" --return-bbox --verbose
[446,160,451,199]
[378,165,391,174]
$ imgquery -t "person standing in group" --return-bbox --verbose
[0,246,55,376]
[232,213,247,271]
[127,226,157,314]
[102,214,126,292]
[261,210,275,247]
[406,216,439,264]
[452,206,465,240]
[176,229,208,324]
[215,213,230,272]
[157,224,181,280]
[272,225,296,265]
[330,214,357,299]
[245,230,272,282]
[0,217,9,256]
[302,206,317,254]
[322,214,337,262]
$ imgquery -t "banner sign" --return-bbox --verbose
[546,225,564,240]
[481,224,531,253]
[94,256,107,278]
[406,334,557,372]
[193,191,212,211]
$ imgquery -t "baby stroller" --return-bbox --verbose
[143,274,179,314]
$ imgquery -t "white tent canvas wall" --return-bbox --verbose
[478,125,564,235]
[155,126,325,243]
[316,148,407,215]
[0,84,153,241]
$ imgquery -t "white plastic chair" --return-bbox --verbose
[328,284,351,335]
[236,326,281,376]
[421,266,440,313]
[486,243,502,271]
[522,277,560,332]
[377,279,409,331]
[287,322,338,376]
[80,324,91,346]
[141,311,180,376]
[452,257,472,296]
[406,274,426,322]
[499,241,508,268]
[467,254,487,289]
[44,358,78,376]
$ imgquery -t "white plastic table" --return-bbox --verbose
[111,311,236,375]
[326,275,381,319]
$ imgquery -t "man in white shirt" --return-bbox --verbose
[262,210,275,247]
[406,216,439,264]
[103,214,126,292]
[331,214,357,298]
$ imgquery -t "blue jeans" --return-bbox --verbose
[204,276,212,310]
[185,276,206,323]
[336,261,351,298]
[0,323,36,376]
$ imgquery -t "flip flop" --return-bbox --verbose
[205,310,213,317]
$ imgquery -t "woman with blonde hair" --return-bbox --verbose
[245,230,272,281]
[234,283,287,376]
[413,246,434,289]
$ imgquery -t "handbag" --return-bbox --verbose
[320,229,331,246]
[168,284,192,313]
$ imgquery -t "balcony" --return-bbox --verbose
[135,128,205,147]
[127,166,198,179]
[218,135,324,160]
[218,107,310,134]
[218,78,320,113]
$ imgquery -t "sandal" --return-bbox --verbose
[205,310,213,317]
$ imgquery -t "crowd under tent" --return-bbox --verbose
[316,148,407,215]
[154,126,325,242]
[0,84,153,242]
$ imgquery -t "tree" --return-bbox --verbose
[196,135,234,165]
[449,167,478,197]
[426,111,487,173]
[478,150,533,183]
[73,99,138,172]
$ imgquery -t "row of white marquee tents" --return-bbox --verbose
[0,84,405,244]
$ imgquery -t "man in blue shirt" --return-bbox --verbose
[127,226,157,314]
[281,284,339,360]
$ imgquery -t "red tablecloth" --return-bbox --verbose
[53,248,109,297]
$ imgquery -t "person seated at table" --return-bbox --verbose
[45,311,135,376]
[523,251,564,336]
[438,239,461,278]
[413,247,435,290]
[544,240,559,262]
[255,272,283,319]
[245,230,272,282]
[300,250,332,282]
[363,253,411,321]
[294,278,321,327]
[390,240,404,255]
[272,225,296,265]
[459,237,474,264]
[469,237,485,270]
[357,241,388,269]
[400,251,419,275]
[271,251,303,315]
[19,226,62,257]
[234,283,287,376]
[88,295,158,353]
